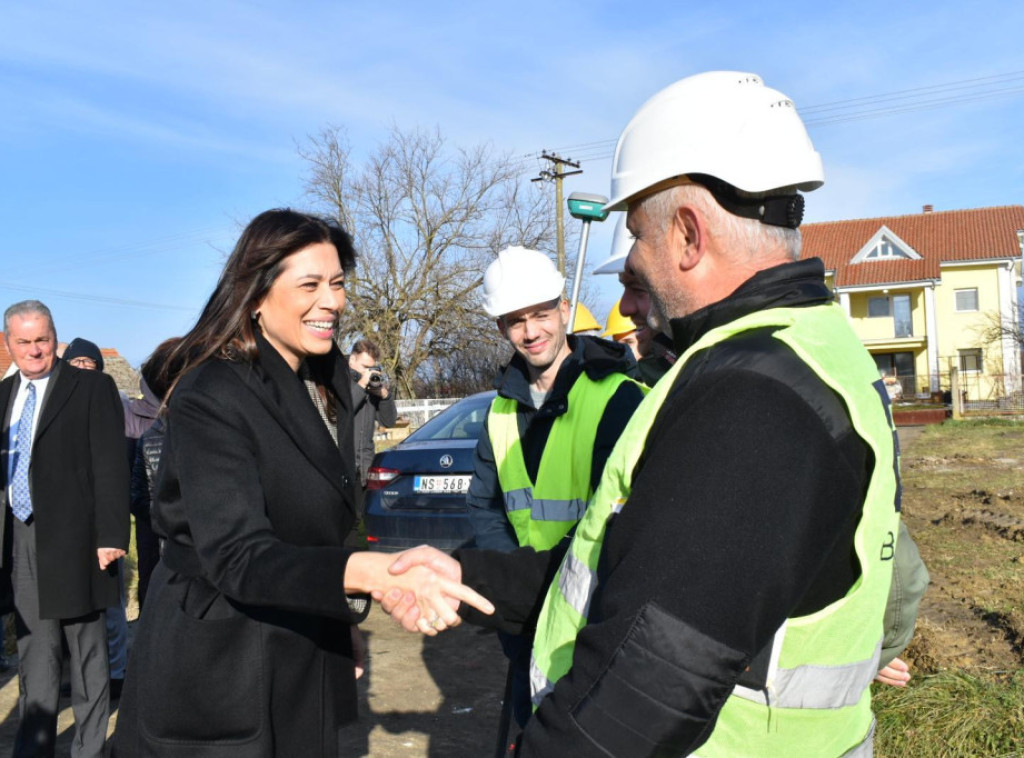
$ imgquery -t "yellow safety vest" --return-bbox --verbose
[531,303,901,757]
[488,372,642,551]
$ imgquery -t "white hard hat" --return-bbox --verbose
[593,213,631,275]
[482,246,565,318]
[604,71,824,214]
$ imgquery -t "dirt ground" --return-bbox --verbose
[0,424,1019,756]
[898,424,1024,678]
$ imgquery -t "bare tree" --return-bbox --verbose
[412,325,513,398]
[975,309,1024,351]
[298,125,561,397]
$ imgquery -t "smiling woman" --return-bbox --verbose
[253,241,347,371]
[113,209,493,757]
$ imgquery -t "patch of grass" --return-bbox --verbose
[875,671,1024,757]
[876,420,1024,753]
[946,417,1024,429]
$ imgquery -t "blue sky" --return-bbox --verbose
[2,0,1022,366]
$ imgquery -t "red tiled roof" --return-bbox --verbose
[0,334,11,377]
[803,205,1024,288]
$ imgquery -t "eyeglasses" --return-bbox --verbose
[68,357,98,370]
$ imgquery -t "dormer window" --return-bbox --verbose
[864,238,910,260]
[850,226,922,264]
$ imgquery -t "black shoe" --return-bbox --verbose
[109,677,124,700]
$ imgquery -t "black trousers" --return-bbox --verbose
[12,516,110,758]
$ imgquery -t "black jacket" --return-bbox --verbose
[466,334,645,551]
[0,360,129,618]
[130,418,164,521]
[115,335,365,756]
[459,259,881,757]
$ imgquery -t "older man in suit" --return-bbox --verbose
[1,300,130,758]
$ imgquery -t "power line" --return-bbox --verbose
[799,70,1024,114]
[0,281,197,312]
[529,70,1024,171]
[2,225,233,280]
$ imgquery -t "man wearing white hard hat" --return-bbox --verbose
[468,245,645,732]
[383,72,921,757]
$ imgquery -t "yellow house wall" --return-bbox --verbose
[846,289,926,341]
[935,265,1007,400]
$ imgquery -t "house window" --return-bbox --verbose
[958,348,983,373]
[893,294,912,337]
[874,352,915,377]
[868,297,891,317]
[955,288,979,312]
[864,238,909,260]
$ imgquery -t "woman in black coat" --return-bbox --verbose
[114,209,491,757]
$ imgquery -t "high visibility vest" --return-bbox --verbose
[530,303,901,757]
[489,372,642,551]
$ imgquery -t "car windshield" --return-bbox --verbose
[409,395,493,442]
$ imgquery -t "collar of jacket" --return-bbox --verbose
[669,258,833,355]
[492,334,637,415]
[233,333,356,497]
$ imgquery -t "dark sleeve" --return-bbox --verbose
[520,369,869,757]
[590,380,646,491]
[374,392,398,428]
[465,413,519,551]
[169,381,359,620]
[880,520,929,667]
[456,540,568,635]
[130,436,150,520]
[91,375,131,550]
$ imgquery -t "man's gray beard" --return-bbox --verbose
[647,290,676,338]
[648,282,704,338]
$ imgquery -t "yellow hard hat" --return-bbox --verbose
[601,299,636,338]
[572,303,602,333]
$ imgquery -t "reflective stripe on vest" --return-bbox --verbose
[530,303,901,756]
[489,372,641,551]
[503,488,588,523]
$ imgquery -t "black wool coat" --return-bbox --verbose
[0,359,129,619]
[114,336,366,757]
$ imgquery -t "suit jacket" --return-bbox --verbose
[115,335,364,757]
[0,359,130,619]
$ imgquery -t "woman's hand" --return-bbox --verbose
[346,549,494,636]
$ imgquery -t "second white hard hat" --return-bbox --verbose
[593,213,631,276]
[604,71,824,213]
[482,246,565,318]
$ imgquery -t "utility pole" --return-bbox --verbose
[531,152,582,275]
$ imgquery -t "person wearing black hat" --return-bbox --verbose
[63,338,105,372]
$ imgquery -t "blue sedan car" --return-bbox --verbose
[364,390,495,552]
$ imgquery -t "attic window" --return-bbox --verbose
[863,237,911,260]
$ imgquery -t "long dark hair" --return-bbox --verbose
[153,209,356,400]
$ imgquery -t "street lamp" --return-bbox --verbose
[566,192,610,331]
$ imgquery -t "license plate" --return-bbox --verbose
[413,475,471,494]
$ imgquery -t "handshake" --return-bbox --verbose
[353,546,493,635]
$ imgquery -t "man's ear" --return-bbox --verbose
[669,205,708,272]
[495,318,506,337]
